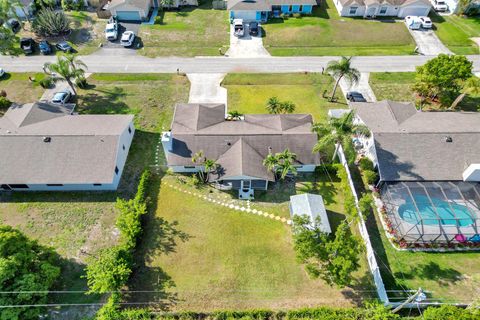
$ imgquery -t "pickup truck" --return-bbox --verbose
[233,19,244,37]
[105,16,118,41]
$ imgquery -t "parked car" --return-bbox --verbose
[120,31,135,47]
[56,41,73,53]
[39,40,52,55]
[105,16,118,41]
[51,91,71,104]
[0,68,5,78]
[432,0,448,11]
[346,91,367,102]
[404,16,421,30]
[20,38,35,54]
[249,22,259,36]
[233,19,244,37]
[419,16,432,29]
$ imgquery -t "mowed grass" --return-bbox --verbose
[139,2,229,57]
[263,0,415,56]
[0,74,190,304]
[369,72,480,111]
[0,73,46,109]
[130,173,374,311]
[222,73,347,122]
[431,13,480,55]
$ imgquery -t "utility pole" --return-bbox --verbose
[391,288,427,313]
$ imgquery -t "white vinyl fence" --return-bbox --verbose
[336,144,389,304]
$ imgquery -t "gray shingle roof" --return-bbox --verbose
[168,103,319,181]
[0,102,133,185]
[352,100,480,181]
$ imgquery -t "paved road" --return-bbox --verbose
[1,54,479,73]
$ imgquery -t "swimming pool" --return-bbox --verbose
[398,195,475,227]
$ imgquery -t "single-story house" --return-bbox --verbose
[11,0,34,19]
[107,0,154,21]
[333,0,431,18]
[162,103,320,196]
[228,0,318,22]
[0,102,134,191]
[290,193,332,233]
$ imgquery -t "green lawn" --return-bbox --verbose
[0,73,46,110]
[139,2,229,57]
[262,0,415,56]
[222,73,347,123]
[129,172,374,311]
[0,73,190,305]
[431,13,480,55]
[369,72,480,111]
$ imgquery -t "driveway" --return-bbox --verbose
[102,22,141,50]
[187,73,227,105]
[338,72,377,102]
[225,23,270,58]
[408,28,452,55]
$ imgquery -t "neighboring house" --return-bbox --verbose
[351,100,480,245]
[107,0,154,21]
[289,193,332,233]
[0,102,135,191]
[12,0,34,19]
[228,0,317,22]
[162,103,319,197]
[333,0,431,18]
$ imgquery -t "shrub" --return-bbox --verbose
[0,96,12,110]
[61,0,74,10]
[363,170,378,185]
[76,75,88,88]
[358,157,374,171]
[32,8,71,37]
[292,13,302,18]
[39,76,54,88]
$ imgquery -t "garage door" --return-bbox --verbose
[116,11,141,21]
[399,7,430,17]
[232,10,257,21]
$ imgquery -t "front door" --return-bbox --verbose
[241,180,251,190]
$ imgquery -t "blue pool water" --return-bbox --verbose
[398,195,475,227]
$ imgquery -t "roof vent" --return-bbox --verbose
[227,142,231,146]
[43,136,51,143]
[445,136,453,143]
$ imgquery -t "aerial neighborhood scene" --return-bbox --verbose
[0,0,480,318]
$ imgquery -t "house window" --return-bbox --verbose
[379,6,387,14]
[122,144,125,150]
[184,166,195,169]
[47,184,64,187]
[93,183,102,186]
[115,166,119,175]
[128,127,132,134]
[349,6,358,15]
[299,5,303,12]
[9,184,29,189]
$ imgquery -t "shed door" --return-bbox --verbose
[116,11,141,21]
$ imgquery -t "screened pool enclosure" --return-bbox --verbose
[381,181,480,244]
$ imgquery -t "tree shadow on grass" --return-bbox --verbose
[342,272,378,306]
[77,86,131,115]
[396,261,463,287]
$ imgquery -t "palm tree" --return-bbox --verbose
[263,153,279,180]
[63,52,87,72]
[227,110,243,121]
[449,77,480,110]
[203,159,218,183]
[280,101,296,114]
[266,96,281,114]
[276,149,298,180]
[312,111,370,161]
[43,54,85,95]
[326,56,360,102]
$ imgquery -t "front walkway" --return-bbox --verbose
[408,29,452,56]
[187,73,227,105]
[339,72,377,102]
[225,24,270,58]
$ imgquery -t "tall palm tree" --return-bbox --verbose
[449,76,480,110]
[266,96,281,114]
[276,150,298,180]
[203,159,218,183]
[43,54,85,95]
[63,52,87,72]
[312,111,370,161]
[263,153,279,180]
[326,56,360,102]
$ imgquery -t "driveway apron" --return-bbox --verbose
[225,23,270,58]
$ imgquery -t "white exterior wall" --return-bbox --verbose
[15,183,119,191]
[111,121,135,189]
[463,164,480,182]
[334,0,428,17]
[296,164,317,172]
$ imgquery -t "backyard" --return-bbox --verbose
[0,73,190,305]
[369,72,480,111]
[431,13,480,55]
[262,0,415,56]
[138,2,229,57]
[222,73,347,122]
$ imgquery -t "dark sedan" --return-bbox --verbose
[249,22,259,36]
[39,40,52,55]
[346,91,367,102]
[55,41,73,53]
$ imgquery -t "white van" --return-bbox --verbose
[405,16,422,30]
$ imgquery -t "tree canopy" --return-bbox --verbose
[0,224,61,320]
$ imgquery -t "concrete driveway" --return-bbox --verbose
[225,23,270,58]
[338,72,377,102]
[102,22,141,51]
[408,28,452,55]
[187,73,227,105]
